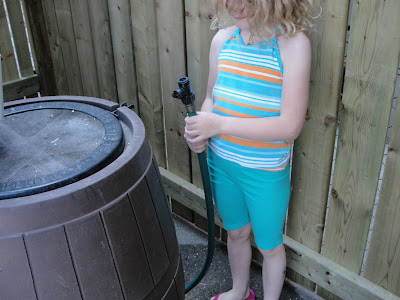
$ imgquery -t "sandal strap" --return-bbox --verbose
[244,289,255,300]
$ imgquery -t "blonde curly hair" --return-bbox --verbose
[211,0,317,38]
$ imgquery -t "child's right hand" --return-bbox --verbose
[184,127,208,153]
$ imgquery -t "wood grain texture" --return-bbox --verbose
[53,0,83,95]
[285,235,400,300]
[108,0,138,109]
[23,0,58,96]
[3,74,39,101]
[69,0,100,97]
[156,0,190,180]
[5,0,33,77]
[0,1,19,82]
[20,0,37,72]
[364,81,400,295]
[87,0,117,101]
[286,0,350,290]
[184,0,216,187]
[42,0,69,94]
[160,166,223,227]
[319,0,400,298]
[130,0,166,167]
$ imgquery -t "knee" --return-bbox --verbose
[227,223,252,241]
[259,243,285,258]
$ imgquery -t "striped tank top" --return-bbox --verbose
[208,28,292,171]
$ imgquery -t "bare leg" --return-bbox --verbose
[210,223,252,300]
[259,243,286,300]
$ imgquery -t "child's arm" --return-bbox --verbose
[185,32,311,143]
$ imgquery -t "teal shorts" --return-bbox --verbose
[207,147,291,250]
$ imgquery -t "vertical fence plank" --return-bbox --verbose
[5,0,34,77]
[87,0,117,101]
[130,0,166,167]
[21,0,37,73]
[41,0,68,94]
[53,0,83,95]
[184,0,216,187]
[286,0,350,290]
[108,0,138,109]
[69,0,100,97]
[0,1,19,82]
[319,1,400,299]
[364,100,400,296]
[156,0,189,179]
[23,0,57,95]
[363,87,400,296]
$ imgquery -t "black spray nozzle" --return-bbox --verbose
[172,77,195,108]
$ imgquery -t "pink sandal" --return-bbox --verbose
[214,289,255,300]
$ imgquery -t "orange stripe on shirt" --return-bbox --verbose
[219,66,283,84]
[218,134,293,149]
[219,60,283,78]
[214,95,280,113]
[213,105,259,118]
[228,36,240,41]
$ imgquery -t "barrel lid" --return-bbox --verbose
[0,101,123,200]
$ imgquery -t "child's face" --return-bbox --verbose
[222,0,251,29]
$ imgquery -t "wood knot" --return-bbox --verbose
[185,11,190,17]
[324,115,336,126]
[331,188,338,199]
[314,224,324,233]
[305,109,310,120]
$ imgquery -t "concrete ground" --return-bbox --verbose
[174,215,324,300]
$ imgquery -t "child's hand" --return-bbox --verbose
[184,130,208,153]
[185,112,221,142]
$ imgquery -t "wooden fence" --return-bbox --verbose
[0,0,38,101]
[1,0,399,299]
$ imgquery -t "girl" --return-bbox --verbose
[184,0,313,299]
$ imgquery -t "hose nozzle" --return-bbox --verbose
[172,77,196,114]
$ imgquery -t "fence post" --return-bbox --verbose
[23,0,57,96]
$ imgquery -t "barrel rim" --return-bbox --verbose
[0,96,146,208]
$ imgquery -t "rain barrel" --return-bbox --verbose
[0,96,184,300]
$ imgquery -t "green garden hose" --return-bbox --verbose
[173,77,215,294]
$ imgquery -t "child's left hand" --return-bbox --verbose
[185,112,221,143]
